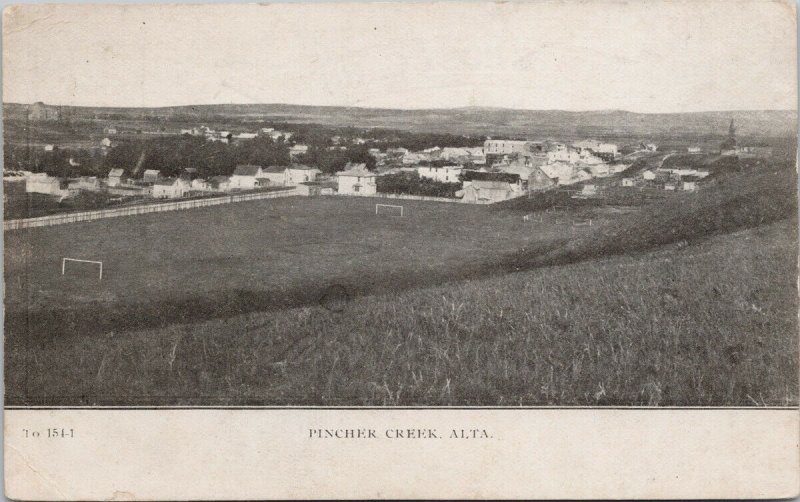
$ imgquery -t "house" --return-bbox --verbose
[528,166,555,191]
[483,140,530,156]
[687,147,702,154]
[209,176,231,192]
[104,127,118,135]
[540,163,575,185]
[417,165,462,183]
[259,166,289,187]
[25,174,65,196]
[682,181,697,191]
[266,130,288,141]
[107,168,127,187]
[68,176,100,192]
[289,144,309,158]
[191,178,211,191]
[642,170,656,181]
[43,144,55,152]
[233,132,258,141]
[547,148,580,164]
[296,181,336,196]
[622,178,635,187]
[100,138,113,148]
[439,147,470,162]
[336,163,377,195]
[229,165,266,190]
[402,152,432,165]
[641,143,658,152]
[664,183,676,191]
[581,184,598,196]
[152,178,190,199]
[142,170,161,184]
[285,165,321,185]
[459,180,522,204]
[464,147,487,165]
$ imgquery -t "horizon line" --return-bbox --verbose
[3,101,796,116]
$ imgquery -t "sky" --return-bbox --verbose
[2,1,797,113]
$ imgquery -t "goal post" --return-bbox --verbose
[62,257,103,280]
[375,203,404,217]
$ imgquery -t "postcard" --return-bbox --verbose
[3,1,798,499]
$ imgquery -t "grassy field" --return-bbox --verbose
[5,166,798,405]
[7,219,797,406]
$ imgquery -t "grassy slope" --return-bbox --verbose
[8,219,797,406]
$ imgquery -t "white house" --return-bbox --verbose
[687,147,702,154]
[43,144,55,152]
[622,178,635,187]
[336,163,377,195]
[229,165,266,190]
[417,165,463,183]
[259,166,289,187]
[25,174,65,196]
[642,170,656,181]
[100,137,113,148]
[191,178,211,191]
[285,165,322,185]
[152,178,190,199]
[107,168,127,187]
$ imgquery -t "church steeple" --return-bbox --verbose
[721,118,737,151]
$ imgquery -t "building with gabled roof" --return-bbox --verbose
[107,168,127,187]
[229,165,266,190]
[459,180,522,204]
[152,178,190,199]
[285,165,322,185]
[336,163,377,195]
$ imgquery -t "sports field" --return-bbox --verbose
[4,196,596,335]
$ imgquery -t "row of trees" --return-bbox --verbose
[105,135,291,179]
[295,145,376,174]
[376,172,462,198]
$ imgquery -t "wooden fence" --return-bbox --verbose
[4,188,299,231]
[331,192,461,203]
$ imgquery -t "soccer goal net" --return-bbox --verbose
[62,257,104,280]
[375,204,404,217]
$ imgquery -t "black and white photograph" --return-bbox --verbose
[3,1,797,410]
[4,2,799,499]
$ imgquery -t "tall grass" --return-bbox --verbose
[8,220,796,406]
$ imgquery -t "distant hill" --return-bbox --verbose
[3,102,796,139]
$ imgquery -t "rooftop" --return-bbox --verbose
[233,165,262,176]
